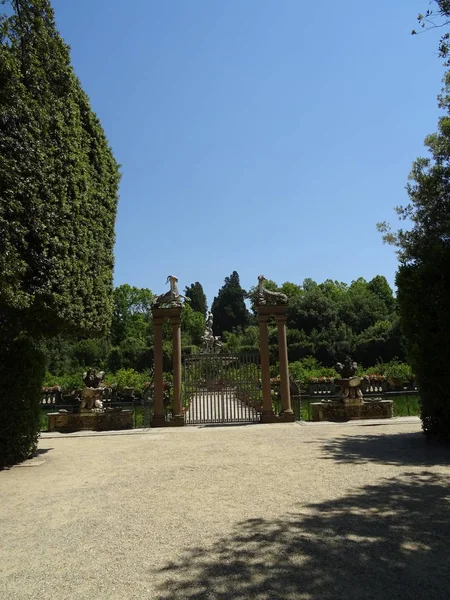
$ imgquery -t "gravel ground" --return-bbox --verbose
[1,419,449,600]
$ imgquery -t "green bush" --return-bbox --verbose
[380,359,413,382]
[181,345,200,355]
[288,356,339,385]
[106,369,149,394]
[42,371,84,391]
[239,345,259,354]
[0,339,46,468]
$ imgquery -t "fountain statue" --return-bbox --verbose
[79,368,107,411]
[48,368,134,432]
[311,356,393,421]
[334,357,365,403]
[201,311,223,353]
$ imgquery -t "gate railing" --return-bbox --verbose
[183,352,262,424]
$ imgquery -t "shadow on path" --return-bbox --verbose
[320,432,450,466]
[154,472,450,600]
[35,447,52,456]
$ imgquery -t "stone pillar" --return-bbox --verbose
[275,308,294,420]
[257,312,277,423]
[171,309,184,424]
[151,306,185,428]
[151,311,166,427]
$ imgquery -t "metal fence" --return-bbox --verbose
[183,353,262,424]
[40,379,421,431]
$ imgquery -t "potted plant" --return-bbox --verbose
[384,361,413,388]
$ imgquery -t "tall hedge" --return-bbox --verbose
[0,0,120,338]
[397,261,450,439]
[0,1,120,465]
[0,338,46,468]
[380,70,450,439]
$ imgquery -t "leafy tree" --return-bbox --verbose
[211,271,249,336]
[181,303,205,346]
[280,281,303,300]
[367,275,396,313]
[111,285,153,346]
[354,319,404,366]
[338,278,388,335]
[379,71,450,439]
[0,0,120,466]
[287,283,338,335]
[72,338,111,370]
[413,2,450,63]
[184,282,207,317]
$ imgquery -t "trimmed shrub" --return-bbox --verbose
[0,339,46,468]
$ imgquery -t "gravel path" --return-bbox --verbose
[1,419,449,600]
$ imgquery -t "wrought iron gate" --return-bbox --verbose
[183,353,262,424]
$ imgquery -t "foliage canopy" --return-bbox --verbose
[379,68,450,438]
[0,0,120,339]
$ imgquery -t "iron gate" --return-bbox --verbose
[183,353,262,424]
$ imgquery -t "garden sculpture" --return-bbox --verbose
[250,275,288,306]
[201,310,223,353]
[334,357,366,402]
[80,368,107,411]
[152,275,191,308]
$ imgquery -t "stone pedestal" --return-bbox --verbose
[311,400,393,422]
[257,305,295,423]
[47,410,134,433]
[151,306,185,428]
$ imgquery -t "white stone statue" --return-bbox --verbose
[201,311,223,353]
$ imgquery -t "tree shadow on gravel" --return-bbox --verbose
[319,432,450,466]
[154,472,450,600]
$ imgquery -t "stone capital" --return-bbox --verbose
[274,314,287,325]
[152,306,183,324]
[257,314,271,325]
[256,304,287,320]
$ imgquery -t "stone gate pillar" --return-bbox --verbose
[151,309,166,427]
[151,306,184,428]
[274,307,294,420]
[257,304,295,423]
[171,309,183,424]
[257,312,275,422]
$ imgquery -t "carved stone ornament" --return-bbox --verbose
[152,275,191,308]
[251,275,288,306]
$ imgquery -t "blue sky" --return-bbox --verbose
[53,0,444,304]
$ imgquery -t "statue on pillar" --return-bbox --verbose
[152,275,191,308]
[249,275,288,306]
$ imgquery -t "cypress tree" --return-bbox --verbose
[211,271,249,336]
[184,282,207,318]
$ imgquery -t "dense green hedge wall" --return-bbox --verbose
[0,339,46,468]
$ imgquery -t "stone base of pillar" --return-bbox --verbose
[151,414,167,428]
[279,411,296,422]
[261,411,281,424]
[168,414,185,427]
[151,414,186,427]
